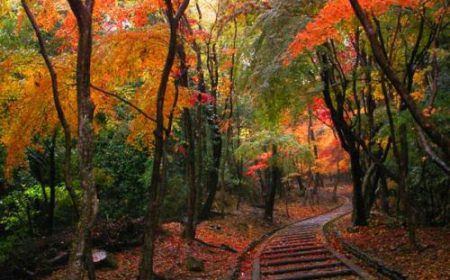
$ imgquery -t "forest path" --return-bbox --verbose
[251,200,374,280]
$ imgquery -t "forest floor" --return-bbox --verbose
[333,213,450,280]
[44,192,341,280]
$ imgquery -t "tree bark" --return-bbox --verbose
[319,52,367,226]
[349,151,368,225]
[379,171,390,215]
[183,109,197,239]
[199,120,222,220]
[48,132,57,234]
[264,145,280,222]
[399,124,417,247]
[66,0,97,279]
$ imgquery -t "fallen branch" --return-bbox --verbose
[193,238,238,253]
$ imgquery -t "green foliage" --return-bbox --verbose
[0,183,78,233]
[160,174,188,220]
[94,128,149,219]
[237,0,320,126]
[235,129,313,170]
[0,234,19,264]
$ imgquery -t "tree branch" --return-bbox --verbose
[90,84,158,124]
[416,124,450,175]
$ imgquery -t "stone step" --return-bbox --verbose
[261,249,330,260]
[262,260,344,275]
[262,245,326,255]
[266,268,354,280]
[261,256,334,267]
[265,242,318,251]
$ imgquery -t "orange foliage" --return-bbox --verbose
[283,106,349,175]
[0,54,77,175]
[286,0,423,61]
[22,0,162,51]
[0,24,190,176]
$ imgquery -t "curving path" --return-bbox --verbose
[251,201,373,280]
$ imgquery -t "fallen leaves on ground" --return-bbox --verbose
[44,193,339,280]
[336,214,450,280]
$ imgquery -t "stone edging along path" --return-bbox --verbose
[231,197,370,279]
[323,213,407,280]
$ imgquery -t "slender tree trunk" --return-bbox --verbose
[350,151,368,226]
[307,107,322,194]
[199,118,222,220]
[264,145,280,222]
[333,161,340,202]
[194,103,204,217]
[139,2,190,279]
[21,0,79,217]
[284,183,290,218]
[363,164,380,218]
[66,1,97,279]
[319,52,367,226]
[379,171,390,215]
[399,124,417,247]
[297,175,306,196]
[48,132,57,234]
[183,109,197,239]
[199,27,223,220]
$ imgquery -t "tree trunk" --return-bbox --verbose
[363,164,381,218]
[379,172,390,215]
[295,175,305,197]
[183,109,196,239]
[66,1,97,279]
[138,2,190,279]
[399,124,417,247]
[199,116,222,220]
[350,152,368,226]
[319,52,367,226]
[333,161,340,202]
[48,132,57,234]
[264,145,280,222]
[200,123,222,219]
[199,21,223,220]
[307,107,323,195]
